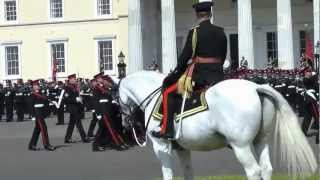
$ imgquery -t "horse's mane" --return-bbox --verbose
[124,71,165,86]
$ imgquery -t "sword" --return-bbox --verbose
[57,89,65,109]
[175,90,188,140]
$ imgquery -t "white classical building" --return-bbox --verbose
[128,0,320,73]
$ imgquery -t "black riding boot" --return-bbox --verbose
[151,94,175,140]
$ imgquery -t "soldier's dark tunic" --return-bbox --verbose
[177,19,227,86]
[15,85,25,122]
[4,87,14,122]
[64,85,87,143]
[24,86,33,119]
[86,87,98,138]
[28,91,53,149]
[0,86,4,120]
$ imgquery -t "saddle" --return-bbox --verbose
[152,91,208,122]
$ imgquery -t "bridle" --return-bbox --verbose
[114,79,161,147]
[116,79,161,128]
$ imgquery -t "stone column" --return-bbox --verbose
[314,0,320,47]
[238,0,255,68]
[128,0,143,74]
[161,0,177,74]
[277,0,294,69]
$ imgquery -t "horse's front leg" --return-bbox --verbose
[176,149,194,180]
[152,139,174,180]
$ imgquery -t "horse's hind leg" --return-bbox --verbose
[231,144,262,180]
[176,149,194,180]
[253,139,273,180]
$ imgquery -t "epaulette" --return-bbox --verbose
[190,25,199,30]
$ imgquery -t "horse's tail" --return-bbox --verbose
[256,84,317,177]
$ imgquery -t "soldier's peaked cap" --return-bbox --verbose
[192,1,213,12]
[31,80,40,86]
[68,74,76,79]
[94,72,104,79]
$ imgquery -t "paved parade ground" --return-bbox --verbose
[0,114,318,180]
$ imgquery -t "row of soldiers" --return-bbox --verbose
[225,65,319,143]
[21,72,135,151]
[0,78,91,124]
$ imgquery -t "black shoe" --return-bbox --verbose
[64,139,76,144]
[92,146,106,152]
[44,145,56,151]
[114,145,127,151]
[82,138,90,143]
[28,146,40,151]
[151,130,174,140]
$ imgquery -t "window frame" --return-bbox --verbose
[1,41,22,80]
[47,39,68,78]
[299,30,307,57]
[48,0,64,21]
[94,0,113,18]
[266,31,278,67]
[94,36,117,75]
[1,0,19,24]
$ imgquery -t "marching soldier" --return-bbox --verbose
[92,73,127,151]
[0,83,4,120]
[56,81,65,125]
[63,74,89,143]
[24,80,34,120]
[4,80,14,122]
[152,1,227,139]
[87,79,98,138]
[15,79,25,122]
[28,80,56,151]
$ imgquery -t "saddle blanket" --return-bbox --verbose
[152,92,209,122]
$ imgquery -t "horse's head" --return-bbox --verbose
[118,88,137,129]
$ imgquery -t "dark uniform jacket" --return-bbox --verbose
[31,92,50,119]
[166,19,227,88]
[92,84,112,116]
[4,87,14,104]
[64,85,82,114]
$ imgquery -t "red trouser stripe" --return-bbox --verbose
[160,83,178,134]
[37,119,47,146]
[103,114,121,146]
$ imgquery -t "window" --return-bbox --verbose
[266,32,278,66]
[5,46,19,76]
[51,43,65,73]
[98,40,114,72]
[50,0,63,19]
[4,0,17,21]
[96,0,111,16]
[299,31,307,56]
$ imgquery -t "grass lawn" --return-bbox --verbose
[167,174,320,180]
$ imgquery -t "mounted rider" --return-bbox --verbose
[151,1,227,140]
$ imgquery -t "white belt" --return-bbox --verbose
[99,99,109,103]
[52,93,57,95]
[34,104,44,108]
[16,93,23,96]
[288,85,295,88]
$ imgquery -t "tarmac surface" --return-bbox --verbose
[0,113,318,180]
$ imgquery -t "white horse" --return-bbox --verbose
[118,71,317,180]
